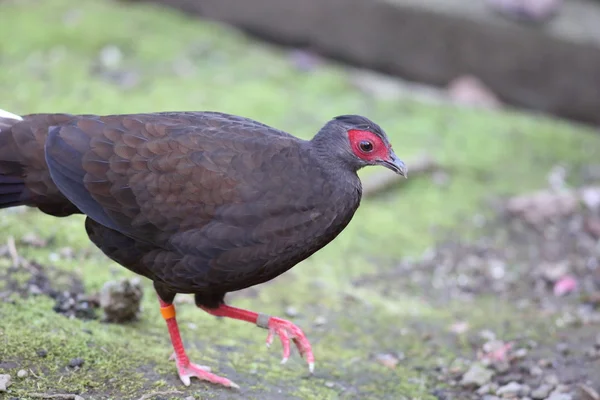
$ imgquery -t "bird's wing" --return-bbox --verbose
[44,112,317,247]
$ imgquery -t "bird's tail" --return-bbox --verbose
[0,109,28,209]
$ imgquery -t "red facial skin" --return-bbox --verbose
[347,129,390,162]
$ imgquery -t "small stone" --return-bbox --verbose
[544,374,560,387]
[36,349,48,358]
[512,348,528,359]
[482,396,501,400]
[461,363,494,387]
[538,358,554,368]
[184,397,195,400]
[521,384,531,396]
[547,391,573,400]
[556,342,570,354]
[532,384,553,399]
[493,360,510,373]
[68,357,85,368]
[477,383,493,395]
[0,374,11,391]
[497,381,522,397]
[375,353,398,369]
[313,315,327,326]
[16,369,27,378]
[324,381,335,388]
[284,306,298,317]
[100,277,143,323]
[529,365,544,377]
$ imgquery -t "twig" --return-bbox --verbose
[7,236,19,267]
[29,394,84,400]
[363,154,441,197]
[136,391,183,400]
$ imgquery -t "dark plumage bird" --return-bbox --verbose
[0,108,406,388]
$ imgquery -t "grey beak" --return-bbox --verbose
[380,150,407,177]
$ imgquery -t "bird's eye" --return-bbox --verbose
[359,141,374,153]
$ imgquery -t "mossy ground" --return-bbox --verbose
[1,0,599,399]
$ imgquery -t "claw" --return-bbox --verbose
[266,316,314,371]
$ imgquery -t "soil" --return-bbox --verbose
[355,186,600,399]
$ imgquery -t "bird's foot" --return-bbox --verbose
[175,359,239,389]
[168,352,211,371]
[266,316,315,373]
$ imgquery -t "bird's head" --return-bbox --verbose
[312,115,407,177]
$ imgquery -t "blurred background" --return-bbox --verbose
[0,0,599,399]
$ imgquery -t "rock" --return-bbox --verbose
[477,383,494,395]
[529,365,544,377]
[0,374,11,391]
[461,363,494,387]
[482,396,501,400]
[375,353,398,369]
[580,186,600,210]
[547,391,573,400]
[532,384,554,399]
[313,315,327,326]
[544,374,560,387]
[284,306,298,317]
[16,369,27,378]
[521,385,531,397]
[68,357,85,368]
[324,381,335,388]
[36,349,48,358]
[99,277,143,323]
[512,348,528,359]
[497,381,522,397]
[556,342,570,354]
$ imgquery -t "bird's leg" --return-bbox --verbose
[199,304,315,372]
[158,297,239,388]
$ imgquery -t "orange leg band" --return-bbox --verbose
[160,304,176,320]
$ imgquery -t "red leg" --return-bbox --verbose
[158,296,239,389]
[200,304,315,372]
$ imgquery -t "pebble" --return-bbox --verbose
[36,349,48,358]
[556,342,570,354]
[544,374,560,387]
[482,396,501,400]
[477,383,496,395]
[68,357,85,368]
[461,363,494,387]
[532,384,553,399]
[16,369,27,378]
[313,315,327,326]
[538,358,554,368]
[0,374,11,391]
[375,353,399,369]
[184,397,195,400]
[529,365,544,377]
[284,306,298,317]
[512,348,528,359]
[497,381,522,397]
[324,381,335,388]
[547,391,573,400]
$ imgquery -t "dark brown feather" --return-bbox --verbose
[0,111,363,306]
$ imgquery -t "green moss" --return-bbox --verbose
[0,0,599,398]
